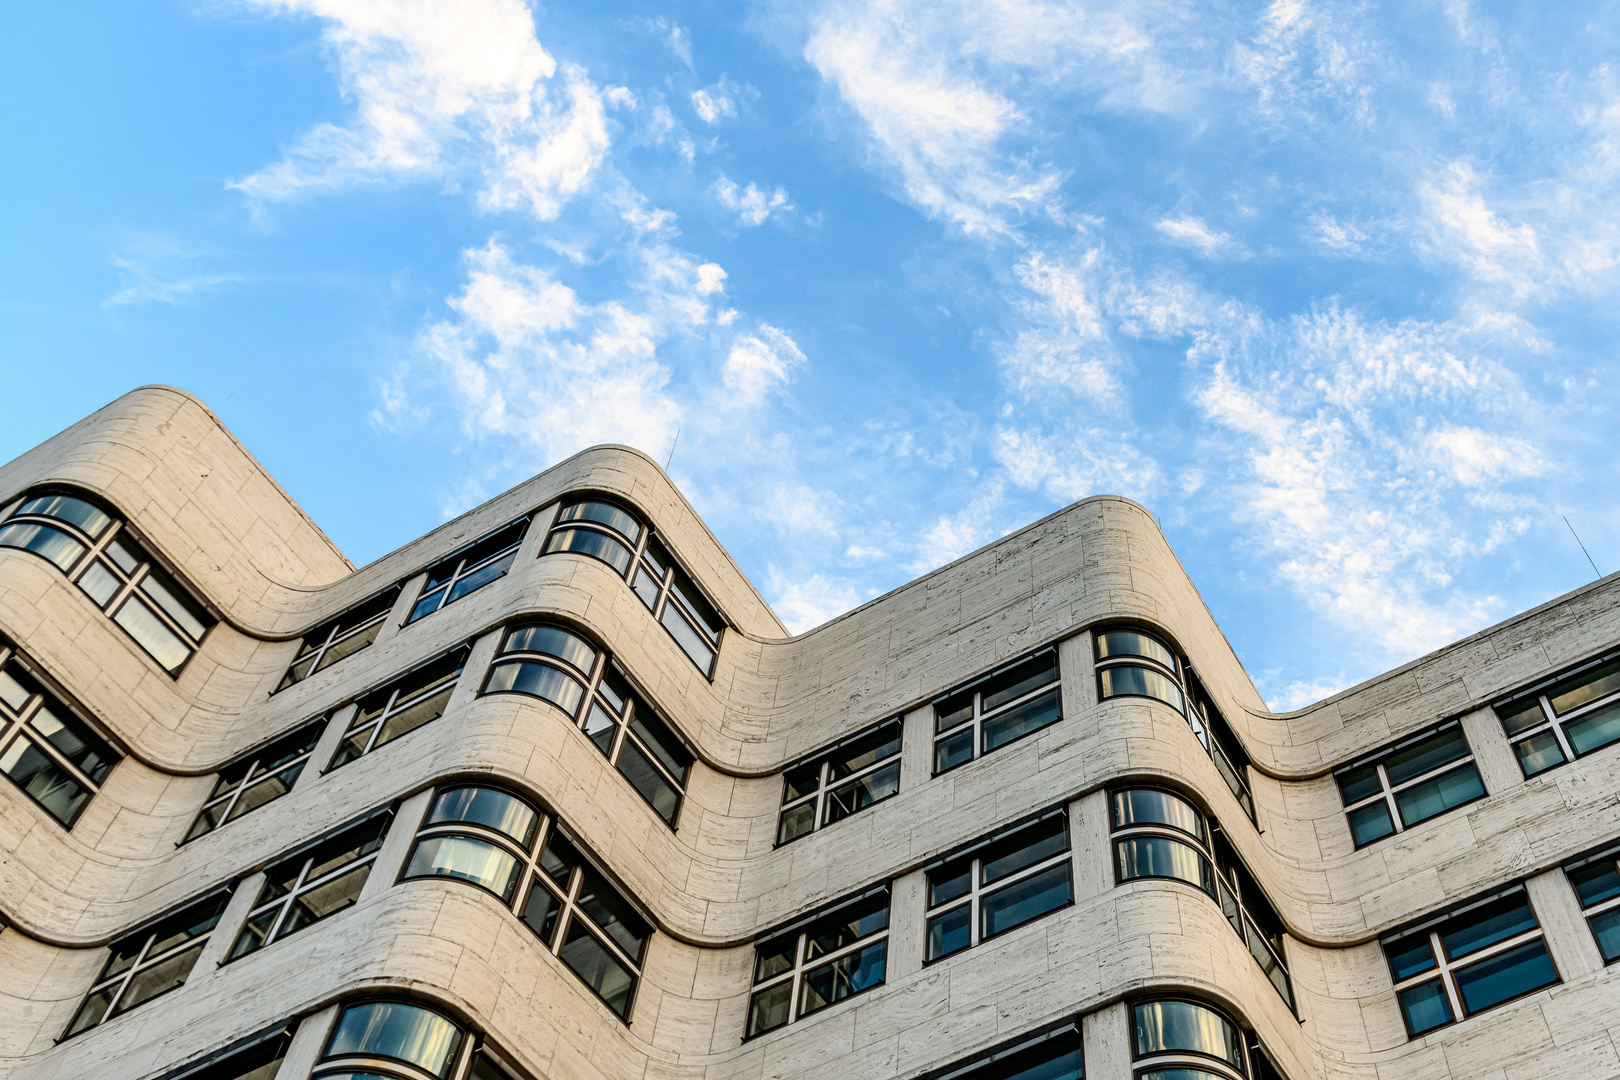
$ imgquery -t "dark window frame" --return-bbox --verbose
[1563,838,1620,964]
[745,884,891,1038]
[0,638,122,829]
[1129,996,1251,1079]
[183,718,325,843]
[1494,648,1620,778]
[923,806,1074,963]
[405,515,534,627]
[1332,720,1486,849]
[931,646,1062,775]
[776,718,902,846]
[922,1018,1084,1080]
[326,642,474,771]
[276,583,404,693]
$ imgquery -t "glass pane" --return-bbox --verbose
[933,690,974,734]
[586,700,619,752]
[971,1031,1085,1080]
[828,723,902,781]
[138,565,211,640]
[661,603,716,674]
[558,501,642,543]
[783,761,822,803]
[105,538,142,575]
[1589,907,1620,962]
[617,739,682,825]
[629,710,692,780]
[404,836,521,900]
[64,987,115,1037]
[980,863,1071,939]
[186,797,233,842]
[114,942,205,1013]
[278,864,373,938]
[558,920,637,1017]
[1497,698,1547,736]
[1385,935,1437,980]
[1515,731,1566,776]
[144,893,229,955]
[1335,765,1383,806]
[777,802,816,845]
[468,1053,517,1080]
[27,701,117,781]
[0,662,37,710]
[1347,801,1396,846]
[1384,726,1471,786]
[444,548,517,605]
[428,787,538,846]
[979,654,1059,713]
[373,687,454,749]
[1394,764,1485,827]
[1098,666,1183,712]
[1096,630,1177,671]
[78,561,121,605]
[407,590,444,624]
[1397,979,1453,1036]
[1453,938,1558,1015]
[929,859,972,906]
[325,1001,464,1078]
[485,660,583,715]
[754,936,798,983]
[1116,837,1213,894]
[540,831,580,884]
[0,521,85,572]
[1569,860,1620,907]
[982,816,1067,885]
[1132,1000,1243,1068]
[573,867,653,963]
[18,494,112,537]
[1440,891,1537,959]
[668,568,723,640]
[226,764,306,822]
[311,620,383,675]
[0,735,91,824]
[1564,703,1620,756]
[229,908,278,960]
[520,879,562,945]
[806,893,890,959]
[798,940,887,1016]
[1139,1072,1225,1080]
[328,729,371,770]
[632,567,661,610]
[747,981,793,1036]
[1547,658,1620,715]
[981,689,1062,752]
[113,595,190,672]
[934,729,974,773]
[927,904,971,960]
[823,762,899,826]
[545,528,632,575]
[641,536,670,578]
[1113,789,1203,838]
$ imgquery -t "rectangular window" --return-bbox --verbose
[1496,652,1620,778]
[542,499,728,676]
[1334,720,1485,848]
[0,492,215,674]
[229,812,391,960]
[401,784,652,1020]
[927,1022,1083,1080]
[406,516,532,625]
[328,643,472,769]
[482,623,694,828]
[0,639,120,828]
[925,809,1072,961]
[64,891,231,1038]
[185,719,324,842]
[746,886,890,1037]
[1564,840,1620,963]
[1380,884,1559,1037]
[933,648,1060,775]
[277,584,403,691]
[777,719,901,845]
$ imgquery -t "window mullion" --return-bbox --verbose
[969,859,983,946]
[68,523,119,582]
[1434,931,1465,1019]
[787,933,808,1023]
[1377,764,1402,832]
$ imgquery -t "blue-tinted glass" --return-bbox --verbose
[981,689,1061,752]
[1384,727,1470,785]
[798,940,886,1016]
[927,905,971,959]
[1440,893,1537,960]
[981,863,1070,939]
[1335,763,1382,804]
[935,729,973,773]
[17,494,112,537]
[1569,861,1620,908]
[1394,764,1484,827]
[1453,939,1557,1014]
[0,522,85,572]
[1515,731,1565,776]
[1397,979,1452,1035]
[1589,908,1620,962]
[1385,936,1437,980]
[1348,801,1395,846]
[1565,703,1620,756]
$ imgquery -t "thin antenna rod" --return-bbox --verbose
[1564,515,1602,580]
[664,429,680,471]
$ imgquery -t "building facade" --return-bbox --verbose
[0,385,1616,1080]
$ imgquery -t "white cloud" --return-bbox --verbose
[759,484,838,537]
[723,323,805,405]
[767,570,864,633]
[1157,216,1241,257]
[994,426,1160,502]
[103,237,245,307]
[845,544,886,560]
[1426,426,1545,486]
[1264,673,1352,711]
[690,79,739,123]
[1421,162,1543,295]
[713,176,792,226]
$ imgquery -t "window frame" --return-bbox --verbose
[312,1000,530,1080]
[481,622,694,829]
[931,646,1062,776]
[776,718,902,846]
[745,884,891,1037]
[183,718,325,843]
[0,489,216,676]
[1563,839,1620,964]
[276,583,404,692]
[1379,883,1560,1038]
[398,784,654,1021]
[405,515,533,627]
[541,496,728,677]
[923,1018,1084,1080]
[0,638,121,829]
[1129,997,1251,1080]
[1494,649,1620,778]
[923,806,1074,963]
[326,642,473,771]
[1332,719,1486,849]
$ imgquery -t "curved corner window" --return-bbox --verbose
[542,498,727,676]
[1111,788,1292,1008]
[0,490,215,674]
[932,648,1061,774]
[1132,999,1247,1079]
[319,1000,465,1079]
[1094,629,1183,712]
[483,624,693,828]
[401,785,653,1020]
[0,638,120,828]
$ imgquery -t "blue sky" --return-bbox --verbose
[4,1,1618,708]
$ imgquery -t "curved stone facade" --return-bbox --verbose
[0,386,1615,1080]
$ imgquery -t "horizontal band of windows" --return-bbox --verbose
[779,718,902,845]
[184,718,324,843]
[0,637,122,829]
[923,1020,1083,1080]
[276,583,403,693]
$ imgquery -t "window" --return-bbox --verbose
[1333,721,1485,847]
[1495,651,1620,777]
[1095,629,1184,711]
[277,584,403,691]
[778,719,901,845]
[925,809,1072,961]
[542,498,728,676]
[932,648,1061,774]
[926,1021,1083,1080]
[1131,999,1250,1080]
[1564,840,1620,963]
[228,813,391,960]
[164,1024,292,1080]
[746,886,890,1036]
[1183,668,1256,823]
[313,1001,525,1080]
[401,785,653,1019]
[0,491,215,674]
[1112,788,1292,1007]
[328,643,472,769]
[483,624,693,827]
[0,640,120,827]
[406,516,532,625]
[185,720,324,842]
[1380,884,1559,1037]
[65,891,231,1038]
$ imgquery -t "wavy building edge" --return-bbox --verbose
[0,386,1613,1080]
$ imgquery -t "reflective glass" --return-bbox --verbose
[503,625,597,671]
[1099,666,1184,712]
[1396,979,1452,1035]
[747,981,792,1036]
[77,561,120,605]
[1132,1000,1244,1069]
[798,940,886,1016]
[1335,762,1383,804]
[1453,939,1557,1014]
[573,867,652,962]
[629,710,692,780]
[559,501,642,543]
[1588,908,1620,961]
[1565,703,1620,756]
[427,787,538,846]
[1347,801,1396,846]
[982,689,1062,752]
[278,864,371,938]
[822,762,899,826]
[138,565,211,640]
[1439,892,1537,960]
[113,596,190,672]
[1547,658,1620,715]
[1569,860,1620,907]
[1385,935,1437,980]
[982,816,1067,884]
[27,702,116,781]
[1384,726,1470,785]
[776,802,815,845]
[806,894,889,957]
[546,528,632,575]
[445,549,516,604]
[115,943,204,1013]
[1117,837,1213,894]
[668,570,723,640]
[0,736,90,824]
[828,723,902,780]
[484,660,583,715]
[0,521,84,572]
[1394,764,1484,826]
[979,652,1059,712]
[754,936,798,982]
[18,494,112,537]
[405,836,521,900]
[1497,698,1546,736]
[661,602,716,673]
[981,863,1070,939]
[934,729,973,772]
[1114,789,1203,838]
[325,1001,464,1078]
[559,920,636,1016]
[616,739,681,824]
[1515,731,1565,775]
[927,904,972,959]
[958,1032,1084,1080]
[1097,630,1177,671]
[520,880,562,944]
